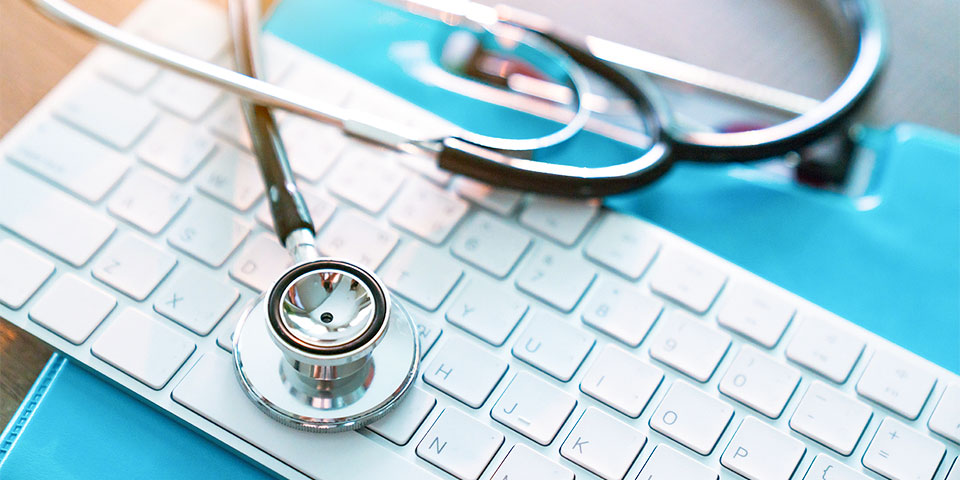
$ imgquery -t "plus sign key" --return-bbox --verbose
[862,417,945,480]
[560,407,646,480]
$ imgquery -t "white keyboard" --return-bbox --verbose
[1,1,958,479]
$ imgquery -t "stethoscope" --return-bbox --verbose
[26,0,886,431]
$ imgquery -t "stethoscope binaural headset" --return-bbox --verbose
[26,0,886,431]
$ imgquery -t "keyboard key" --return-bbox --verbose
[516,244,596,312]
[721,416,806,480]
[150,72,222,120]
[786,316,865,383]
[168,199,251,267]
[451,211,531,278]
[928,383,960,443]
[423,336,508,408]
[648,249,727,313]
[95,48,160,92]
[519,195,598,246]
[57,75,157,150]
[396,153,453,186]
[91,308,195,389]
[326,148,405,213]
[416,408,504,480]
[208,100,252,150]
[368,387,436,446]
[581,279,662,346]
[580,344,663,418]
[380,242,463,311]
[388,178,468,244]
[138,114,216,179]
[584,212,660,279]
[29,274,116,344]
[0,240,54,309]
[512,312,594,382]
[856,349,937,420]
[229,233,292,292]
[452,177,523,216]
[492,444,574,480]
[416,317,442,359]
[649,380,734,455]
[8,119,130,202]
[863,417,945,480]
[107,169,188,234]
[803,455,870,480]
[445,278,527,346]
[132,0,228,61]
[255,187,335,233]
[719,345,801,418]
[317,211,398,271]
[92,234,177,301]
[153,266,238,335]
[717,284,795,348]
[196,144,264,211]
[280,116,346,182]
[648,310,730,382]
[789,381,872,455]
[639,444,718,480]
[491,371,577,445]
[560,407,646,480]
[0,163,116,267]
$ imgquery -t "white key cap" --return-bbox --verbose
[316,211,398,270]
[717,284,795,348]
[229,233,292,293]
[789,381,872,455]
[132,0,227,61]
[856,349,937,420]
[254,187,335,232]
[91,308,195,389]
[57,75,157,150]
[803,455,870,480]
[584,212,660,279]
[721,416,806,480]
[138,115,216,179]
[639,445,718,480]
[150,72,222,120]
[452,177,523,216]
[196,144,264,211]
[648,310,730,382]
[581,280,662,347]
[172,352,435,480]
[416,317,443,358]
[368,387,436,446]
[107,170,188,234]
[168,199,251,267]
[0,163,116,267]
[280,116,346,182]
[649,380,734,455]
[388,179,468,244]
[648,250,727,313]
[326,148,405,213]
[396,153,453,186]
[208,100,252,150]
[153,266,238,335]
[8,120,129,202]
[560,407,646,480]
[512,312,594,382]
[96,49,160,92]
[491,371,578,445]
[29,274,116,344]
[451,211,531,278]
[446,279,527,346]
[423,336,508,408]
[863,417,945,480]
[380,242,463,311]
[516,244,595,312]
[417,408,504,480]
[580,344,663,418]
[928,383,960,443]
[719,346,801,418]
[492,444,574,480]
[786,316,865,383]
[519,196,598,246]
[0,240,54,309]
[92,234,177,301]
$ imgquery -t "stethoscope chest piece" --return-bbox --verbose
[233,259,420,432]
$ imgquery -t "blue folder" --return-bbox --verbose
[2,0,958,477]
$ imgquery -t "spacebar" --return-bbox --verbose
[172,351,437,480]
